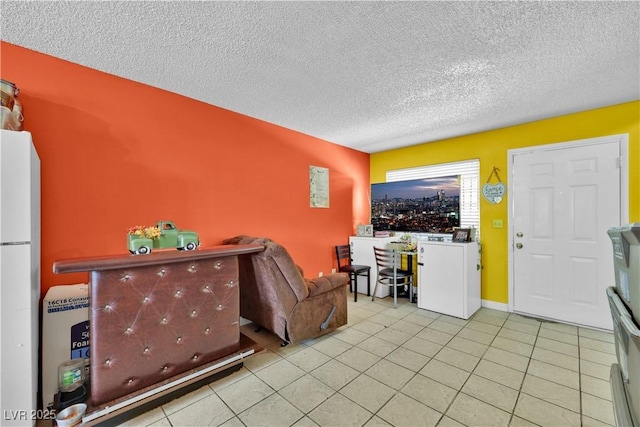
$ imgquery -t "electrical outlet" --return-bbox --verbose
[319,272,323,277]
[331,268,336,274]
[492,219,503,228]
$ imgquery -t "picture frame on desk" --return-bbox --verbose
[452,228,471,243]
[357,224,373,237]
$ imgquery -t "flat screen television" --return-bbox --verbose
[371,176,460,233]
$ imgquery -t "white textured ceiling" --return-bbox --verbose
[1,1,639,153]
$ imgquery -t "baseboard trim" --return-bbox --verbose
[481,300,509,312]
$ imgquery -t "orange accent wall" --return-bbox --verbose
[1,42,371,297]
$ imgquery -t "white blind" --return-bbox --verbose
[386,159,480,235]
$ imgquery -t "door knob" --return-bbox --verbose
[516,232,523,238]
[515,243,523,249]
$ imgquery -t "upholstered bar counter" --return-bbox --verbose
[53,244,263,422]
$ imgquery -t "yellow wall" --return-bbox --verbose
[371,101,640,304]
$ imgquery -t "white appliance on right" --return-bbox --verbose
[417,240,481,319]
[606,224,640,427]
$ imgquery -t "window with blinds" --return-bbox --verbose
[386,159,480,235]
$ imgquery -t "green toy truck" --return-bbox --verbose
[127,220,199,255]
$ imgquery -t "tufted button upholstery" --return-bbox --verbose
[89,256,240,405]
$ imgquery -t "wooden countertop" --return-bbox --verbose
[53,244,264,274]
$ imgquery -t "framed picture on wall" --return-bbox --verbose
[452,228,471,243]
[309,166,330,208]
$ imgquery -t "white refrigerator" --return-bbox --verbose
[417,240,481,319]
[0,130,40,426]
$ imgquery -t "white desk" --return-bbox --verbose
[349,236,396,298]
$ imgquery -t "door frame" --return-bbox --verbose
[507,134,629,317]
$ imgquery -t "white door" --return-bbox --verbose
[510,135,627,330]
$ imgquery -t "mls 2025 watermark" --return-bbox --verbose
[3,409,56,421]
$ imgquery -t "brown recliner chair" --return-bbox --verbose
[223,235,349,345]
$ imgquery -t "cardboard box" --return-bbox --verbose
[41,284,89,410]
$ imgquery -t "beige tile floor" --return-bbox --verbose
[115,297,616,427]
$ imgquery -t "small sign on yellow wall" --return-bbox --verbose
[482,167,505,204]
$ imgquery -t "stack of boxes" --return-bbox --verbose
[41,284,89,410]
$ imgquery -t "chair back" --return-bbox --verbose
[335,245,352,268]
[373,246,402,270]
